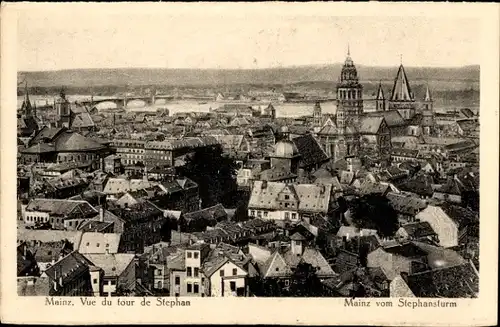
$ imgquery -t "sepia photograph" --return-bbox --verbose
[1,2,498,326]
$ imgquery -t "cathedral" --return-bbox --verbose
[317,49,435,163]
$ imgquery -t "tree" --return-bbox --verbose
[349,194,399,238]
[177,145,238,208]
[289,262,324,297]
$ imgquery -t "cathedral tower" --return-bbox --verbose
[388,62,416,119]
[335,46,363,157]
[336,46,363,132]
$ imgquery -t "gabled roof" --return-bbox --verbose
[359,116,385,135]
[183,203,227,222]
[366,110,406,127]
[292,134,330,168]
[406,261,478,298]
[249,181,332,214]
[54,130,105,152]
[78,232,122,254]
[26,198,98,218]
[390,64,414,102]
[44,251,93,284]
[84,253,136,277]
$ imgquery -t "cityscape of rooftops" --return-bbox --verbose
[16,7,479,299]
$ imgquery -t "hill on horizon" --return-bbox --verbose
[18,63,480,91]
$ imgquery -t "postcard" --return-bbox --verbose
[1,2,498,325]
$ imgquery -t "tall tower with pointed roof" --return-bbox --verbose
[375,81,386,111]
[21,81,33,117]
[388,63,416,119]
[335,47,363,157]
[423,84,433,111]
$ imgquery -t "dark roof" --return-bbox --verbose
[183,204,227,222]
[291,134,330,168]
[44,251,93,285]
[383,242,428,258]
[54,130,106,152]
[400,221,436,238]
[439,203,479,230]
[358,116,385,134]
[366,110,406,127]
[407,262,478,298]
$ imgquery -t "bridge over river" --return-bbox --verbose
[80,94,174,108]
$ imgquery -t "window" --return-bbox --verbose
[157,281,162,289]
[187,252,192,258]
[175,276,180,285]
[257,211,262,218]
[106,244,110,248]
[263,211,268,217]
[193,283,199,294]
[285,212,290,219]
[193,252,199,259]
[93,279,98,284]
[291,213,297,220]
[285,195,290,200]
[187,283,192,293]
[284,280,290,286]
[156,269,162,276]
[187,267,192,277]
[96,243,100,247]
[232,268,238,276]
[250,210,255,217]
[220,270,224,277]
[276,267,279,272]
[194,267,199,277]
[175,293,180,297]
[110,280,116,285]
[285,203,289,208]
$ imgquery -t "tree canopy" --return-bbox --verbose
[177,145,238,208]
[348,194,399,238]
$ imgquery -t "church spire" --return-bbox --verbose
[424,83,432,102]
[390,63,413,102]
[376,81,385,100]
[21,80,33,116]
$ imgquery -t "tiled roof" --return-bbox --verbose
[21,143,56,154]
[386,192,427,216]
[407,261,478,298]
[44,251,93,284]
[366,110,406,127]
[54,130,106,152]
[359,116,385,134]
[26,198,98,218]
[103,178,155,194]
[71,112,95,129]
[292,134,329,168]
[400,222,436,239]
[17,277,51,296]
[18,230,84,247]
[249,181,332,214]
[83,253,136,277]
[78,233,122,254]
[183,204,227,222]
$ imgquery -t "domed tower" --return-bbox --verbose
[270,139,301,174]
[336,46,363,132]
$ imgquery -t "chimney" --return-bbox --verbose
[99,208,104,222]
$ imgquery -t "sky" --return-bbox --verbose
[16,4,481,71]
